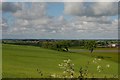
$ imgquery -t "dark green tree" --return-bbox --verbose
[84,40,97,53]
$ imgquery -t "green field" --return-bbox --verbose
[2,44,119,78]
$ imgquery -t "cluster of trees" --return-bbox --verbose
[2,40,71,52]
[2,40,40,46]
[41,40,98,53]
[2,39,119,52]
[2,40,87,52]
[41,41,70,52]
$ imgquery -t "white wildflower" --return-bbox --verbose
[58,64,62,66]
[51,74,56,78]
[67,59,71,63]
[97,65,101,71]
[70,75,74,78]
[71,70,74,73]
[93,60,97,64]
[106,64,110,68]
[97,65,101,69]
[98,59,101,61]
[63,71,66,73]
[71,64,74,66]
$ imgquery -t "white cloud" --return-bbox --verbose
[2,2,118,39]
[92,2,118,16]
[64,2,118,17]
[13,2,46,20]
[1,18,9,32]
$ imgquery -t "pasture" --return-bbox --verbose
[2,44,119,78]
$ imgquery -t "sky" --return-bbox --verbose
[1,2,119,39]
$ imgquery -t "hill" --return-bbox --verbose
[2,44,118,78]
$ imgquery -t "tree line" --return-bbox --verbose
[2,40,119,52]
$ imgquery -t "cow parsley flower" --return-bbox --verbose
[98,59,101,61]
[106,64,110,68]
[51,74,56,78]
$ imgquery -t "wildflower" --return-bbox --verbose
[58,64,62,66]
[59,59,74,78]
[67,59,71,63]
[93,60,97,64]
[63,71,66,73]
[97,65,101,71]
[106,64,110,68]
[98,70,101,72]
[97,65,101,69]
[70,75,74,78]
[51,74,56,78]
[98,59,101,61]
[71,64,74,66]
[71,70,74,73]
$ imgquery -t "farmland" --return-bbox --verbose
[2,44,119,78]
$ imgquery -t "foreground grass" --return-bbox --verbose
[2,44,118,78]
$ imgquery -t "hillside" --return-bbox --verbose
[2,44,118,78]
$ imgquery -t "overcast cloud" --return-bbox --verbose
[64,2,118,17]
[1,2,118,39]
[2,2,22,13]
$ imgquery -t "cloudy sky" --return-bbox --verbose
[1,2,118,39]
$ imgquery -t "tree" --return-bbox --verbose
[41,40,70,52]
[56,40,70,52]
[84,40,97,53]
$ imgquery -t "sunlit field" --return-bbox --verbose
[2,44,119,78]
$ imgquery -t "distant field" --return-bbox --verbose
[69,46,118,50]
[69,49,119,63]
[95,48,119,50]
[2,44,119,78]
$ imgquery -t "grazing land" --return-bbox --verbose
[2,44,118,78]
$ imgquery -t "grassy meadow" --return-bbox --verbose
[2,44,119,78]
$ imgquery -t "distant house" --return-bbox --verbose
[107,43,117,48]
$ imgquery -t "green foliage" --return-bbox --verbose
[85,40,97,49]
[84,40,97,53]
[41,41,70,52]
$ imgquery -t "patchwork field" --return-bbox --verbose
[2,44,119,78]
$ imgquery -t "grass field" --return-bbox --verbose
[69,49,119,63]
[2,44,119,78]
